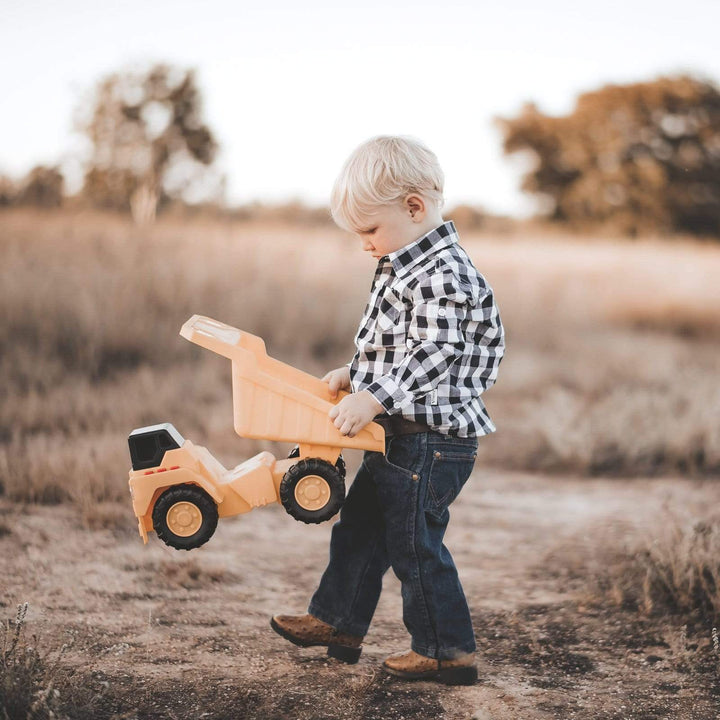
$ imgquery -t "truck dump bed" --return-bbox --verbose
[180,315,384,452]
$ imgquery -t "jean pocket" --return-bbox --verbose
[424,447,477,519]
[383,434,420,479]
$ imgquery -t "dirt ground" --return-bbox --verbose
[3,462,720,720]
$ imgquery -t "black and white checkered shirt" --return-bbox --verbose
[348,220,505,438]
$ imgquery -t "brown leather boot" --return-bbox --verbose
[383,649,477,685]
[270,613,363,664]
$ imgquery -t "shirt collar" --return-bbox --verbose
[385,220,458,279]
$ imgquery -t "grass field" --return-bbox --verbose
[2,208,720,718]
[1,208,718,511]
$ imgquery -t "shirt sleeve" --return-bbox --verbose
[364,270,474,412]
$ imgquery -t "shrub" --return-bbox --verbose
[594,514,720,624]
[1,603,65,720]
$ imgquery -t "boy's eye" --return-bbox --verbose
[361,227,377,235]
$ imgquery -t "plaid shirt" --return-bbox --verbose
[348,220,505,438]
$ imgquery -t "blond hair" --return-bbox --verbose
[330,135,445,232]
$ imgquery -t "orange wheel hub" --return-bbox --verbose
[294,475,331,511]
[166,501,203,536]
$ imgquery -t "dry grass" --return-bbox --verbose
[1,207,719,512]
[606,300,720,340]
[1,602,67,720]
[590,511,720,624]
[582,512,720,684]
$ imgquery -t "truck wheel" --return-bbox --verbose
[152,484,218,551]
[288,446,346,478]
[334,454,346,479]
[280,459,345,524]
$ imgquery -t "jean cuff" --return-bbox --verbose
[411,638,476,661]
[307,602,368,638]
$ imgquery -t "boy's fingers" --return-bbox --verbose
[328,406,339,420]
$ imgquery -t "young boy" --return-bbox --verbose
[271,136,505,685]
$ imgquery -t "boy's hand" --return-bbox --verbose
[321,366,352,398]
[329,391,383,438]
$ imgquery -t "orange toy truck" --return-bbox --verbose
[128,315,385,550]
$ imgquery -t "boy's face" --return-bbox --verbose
[354,200,425,260]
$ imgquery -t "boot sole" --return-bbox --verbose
[269,618,362,664]
[383,663,478,685]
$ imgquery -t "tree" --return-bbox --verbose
[495,75,720,237]
[0,166,64,208]
[18,166,64,208]
[77,63,221,222]
[0,175,17,207]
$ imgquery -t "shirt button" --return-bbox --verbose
[406,339,413,348]
[438,308,446,317]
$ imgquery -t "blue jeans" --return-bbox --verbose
[308,430,478,660]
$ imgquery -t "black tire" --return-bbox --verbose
[152,484,218,551]
[288,446,345,478]
[335,453,346,479]
[280,458,345,524]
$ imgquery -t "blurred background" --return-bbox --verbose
[2,0,718,496]
[2,1,720,716]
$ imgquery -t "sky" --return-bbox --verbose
[2,0,719,217]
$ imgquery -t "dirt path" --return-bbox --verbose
[3,465,720,719]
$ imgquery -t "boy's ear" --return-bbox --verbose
[404,194,426,221]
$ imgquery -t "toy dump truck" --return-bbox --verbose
[128,315,385,550]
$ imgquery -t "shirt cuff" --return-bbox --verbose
[365,375,414,413]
